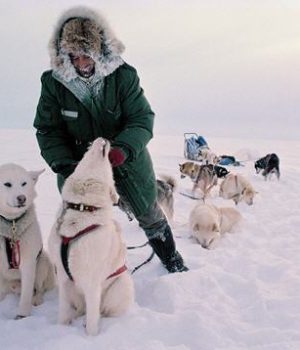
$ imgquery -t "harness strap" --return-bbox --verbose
[5,238,20,269]
[62,224,100,245]
[5,238,43,269]
[107,265,127,279]
[61,224,100,281]
[60,224,127,282]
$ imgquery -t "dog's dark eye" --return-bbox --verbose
[4,182,12,187]
[21,182,27,187]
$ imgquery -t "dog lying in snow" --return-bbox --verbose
[0,163,55,318]
[48,138,134,336]
[255,153,280,180]
[219,173,257,205]
[189,203,242,249]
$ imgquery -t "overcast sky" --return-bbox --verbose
[0,0,299,139]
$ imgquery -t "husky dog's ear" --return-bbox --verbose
[193,223,199,232]
[29,169,45,183]
[110,187,119,204]
[212,223,219,232]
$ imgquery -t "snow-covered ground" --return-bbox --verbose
[0,129,299,350]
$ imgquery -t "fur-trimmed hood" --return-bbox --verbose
[49,6,125,82]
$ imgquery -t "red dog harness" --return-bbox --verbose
[5,238,21,269]
[60,224,127,281]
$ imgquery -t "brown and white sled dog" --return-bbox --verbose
[0,164,55,318]
[179,162,218,200]
[48,138,134,336]
[189,203,242,249]
[219,173,257,205]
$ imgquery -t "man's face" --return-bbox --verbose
[69,54,95,78]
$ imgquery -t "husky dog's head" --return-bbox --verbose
[214,165,230,178]
[62,138,118,207]
[179,162,199,180]
[192,222,221,249]
[242,187,256,206]
[190,204,221,249]
[0,163,44,220]
[254,158,265,174]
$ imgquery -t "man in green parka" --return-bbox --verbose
[34,6,188,273]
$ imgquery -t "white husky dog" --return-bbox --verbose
[0,163,55,318]
[48,138,134,336]
[189,203,242,249]
[219,173,257,205]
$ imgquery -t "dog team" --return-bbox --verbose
[0,135,280,334]
[179,149,280,249]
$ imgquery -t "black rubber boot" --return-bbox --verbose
[148,225,188,273]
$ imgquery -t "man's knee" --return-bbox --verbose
[136,202,168,240]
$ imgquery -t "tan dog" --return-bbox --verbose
[219,173,257,205]
[48,138,134,336]
[189,203,242,249]
[200,148,219,165]
[179,162,218,200]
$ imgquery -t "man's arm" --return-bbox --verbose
[112,64,155,162]
[33,71,76,176]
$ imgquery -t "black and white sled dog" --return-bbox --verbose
[254,153,280,180]
[48,138,134,336]
[0,164,55,318]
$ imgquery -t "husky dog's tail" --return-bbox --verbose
[158,175,177,192]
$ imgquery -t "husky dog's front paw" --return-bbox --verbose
[32,293,43,306]
[17,304,32,318]
[85,323,99,336]
[15,314,26,320]
[58,313,73,325]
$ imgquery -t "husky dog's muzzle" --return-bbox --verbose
[92,137,110,158]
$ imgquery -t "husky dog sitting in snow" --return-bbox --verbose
[189,203,242,249]
[0,164,55,318]
[48,138,134,336]
[219,173,257,205]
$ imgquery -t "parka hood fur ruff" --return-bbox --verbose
[49,6,125,82]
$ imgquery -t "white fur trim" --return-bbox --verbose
[48,6,125,82]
